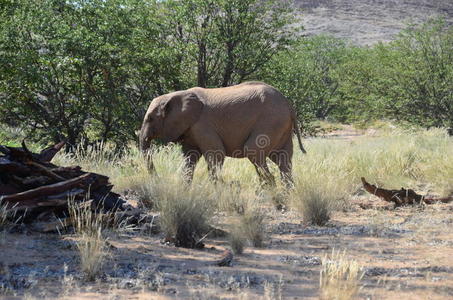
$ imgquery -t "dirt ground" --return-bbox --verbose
[1,128,453,299]
[1,194,453,299]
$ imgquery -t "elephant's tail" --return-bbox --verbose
[293,118,307,154]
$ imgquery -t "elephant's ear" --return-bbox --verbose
[161,92,203,142]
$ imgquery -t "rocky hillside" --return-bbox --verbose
[294,0,453,45]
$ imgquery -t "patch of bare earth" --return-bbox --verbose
[1,197,453,299]
[1,129,452,299]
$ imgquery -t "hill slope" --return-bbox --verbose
[295,0,453,45]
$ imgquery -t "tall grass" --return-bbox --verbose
[0,201,10,231]
[290,128,453,220]
[140,173,215,248]
[55,127,452,223]
[0,201,20,232]
[68,199,109,281]
[320,250,363,300]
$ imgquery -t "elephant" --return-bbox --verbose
[139,81,306,186]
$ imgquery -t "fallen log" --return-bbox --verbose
[39,141,66,162]
[361,177,453,207]
[1,141,126,227]
[51,166,83,178]
[16,175,53,188]
[0,157,32,175]
[0,173,95,204]
[0,183,20,195]
[26,161,66,181]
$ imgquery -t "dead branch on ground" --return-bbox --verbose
[361,177,453,207]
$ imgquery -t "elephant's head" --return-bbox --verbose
[139,91,204,171]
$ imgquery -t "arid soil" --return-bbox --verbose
[295,0,453,45]
[2,184,453,299]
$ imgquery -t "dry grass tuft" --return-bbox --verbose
[291,174,346,226]
[0,201,10,231]
[240,208,266,248]
[263,275,284,300]
[298,189,334,226]
[76,229,108,281]
[229,222,246,255]
[0,201,20,232]
[68,200,104,236]
[68,198,109,281]
[146,176,214,248]
[320,249,363,300]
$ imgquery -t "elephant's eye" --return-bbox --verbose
[147,116,153,122]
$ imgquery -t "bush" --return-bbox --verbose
[228,224,246,255]
[334,18,453,128]
[240,209,266,247]
[260,35,348,135]
[148,177,214,248]
[0,0,179,146]
[380,19,453,129]
[320,250,363,300]
[68,199,109,281]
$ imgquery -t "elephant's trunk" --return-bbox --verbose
[139,130,155,173]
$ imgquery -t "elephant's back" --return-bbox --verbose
[189,83,294,156]
[191,82,290,108]
[191,82,292,123]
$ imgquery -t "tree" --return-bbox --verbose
[0,0,181,146]
[260,35,347,133]
[0,0,302,146]
[381,19,453,129]
[165,0,298,88]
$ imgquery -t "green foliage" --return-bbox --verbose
[331,46,386,123]
[0,0,181,146]
[164,0,297,88]
[0,1,451,147]
[0,0,298,146]
[333,18,453,128]
[381,19,453,128]
[263,18,452,131]
[260,35,347,135]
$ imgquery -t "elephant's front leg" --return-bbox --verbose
[191,124,225,182]
[182,144,201,183]
[203,150,225,182]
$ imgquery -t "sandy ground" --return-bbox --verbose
[1,127,453,299]
[1,189,453,299]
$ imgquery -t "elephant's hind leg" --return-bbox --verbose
[269,138,294,188]
[244,132,276,186]
[249,157,275,187]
